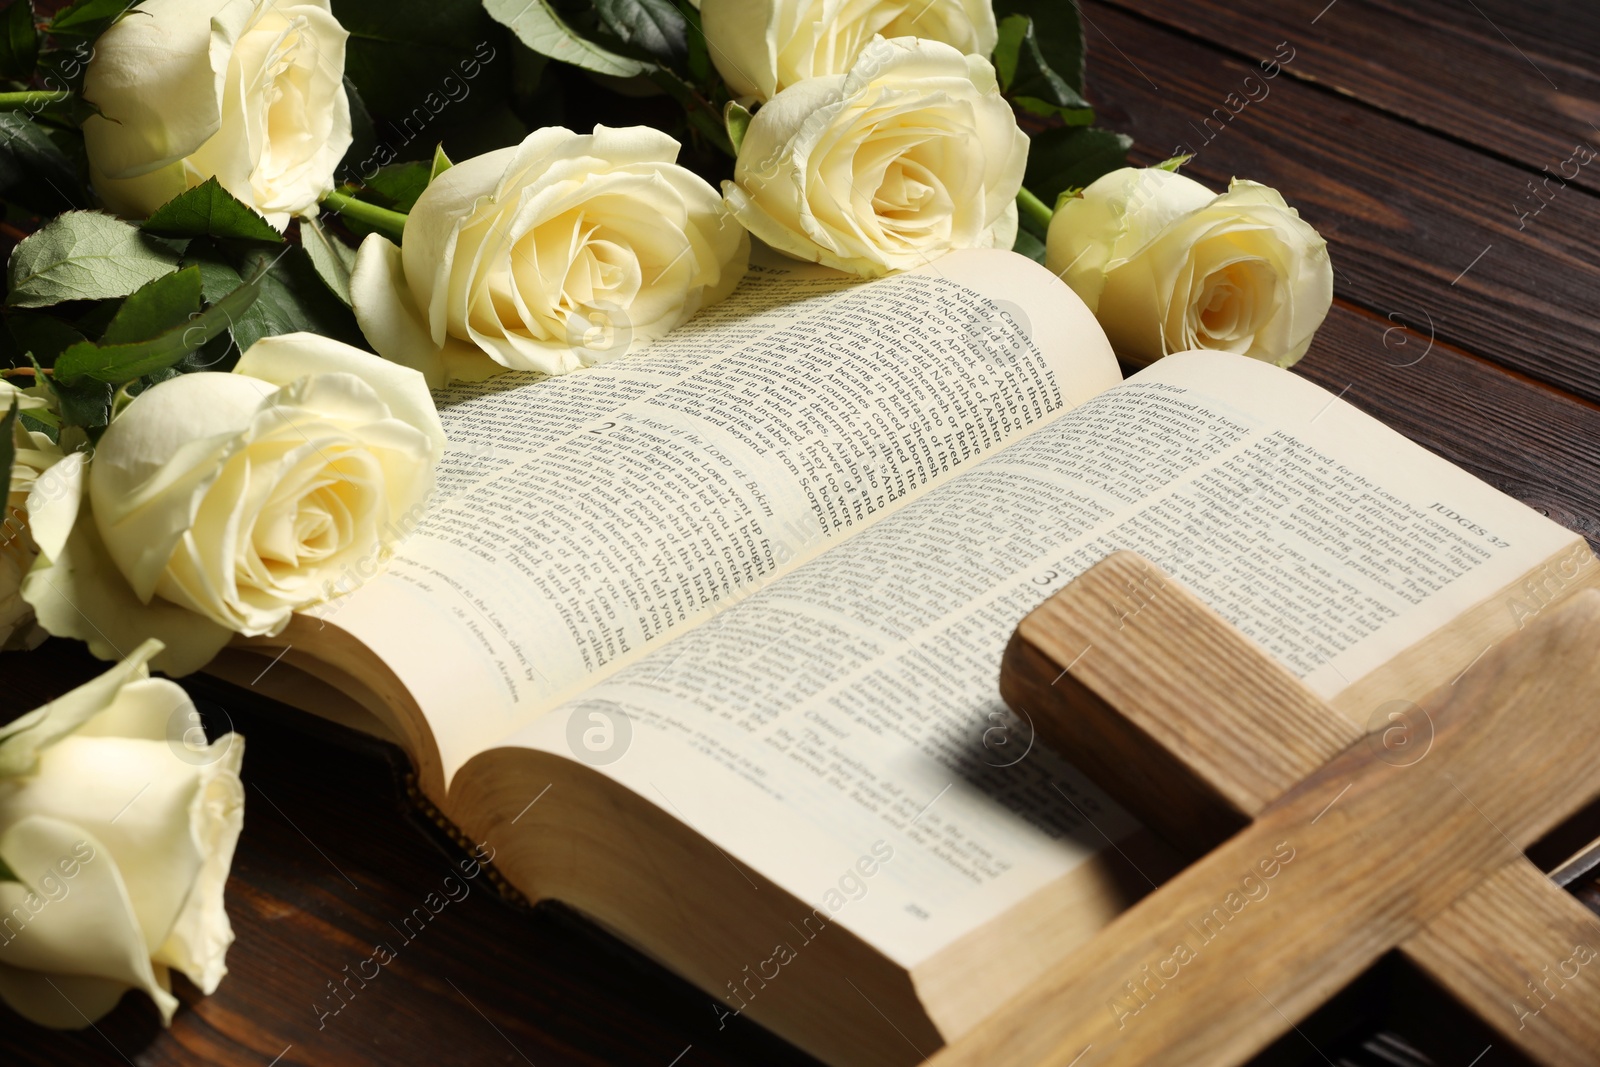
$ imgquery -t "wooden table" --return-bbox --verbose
[4,1,1599,1064]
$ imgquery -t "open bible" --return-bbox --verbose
[212,248,1599,1066]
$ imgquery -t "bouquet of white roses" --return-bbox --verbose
[0,0,1331,1028]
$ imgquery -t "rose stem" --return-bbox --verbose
[1016,187,1054,231]
[0,91,74,110]
[319,190,408,244]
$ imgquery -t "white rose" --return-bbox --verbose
[723,36,1027,278]
[1046,167,1333,368]
[22,335,445,675]
[82,0,352,229]
[1,383,65,651]
[351,126,750,386]
[0,639,243,1028]
[701,0,998,103]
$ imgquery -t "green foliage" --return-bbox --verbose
[0,0,38,82]
[994,14,1092,123]
[185,241,364,353]
[360,161,432,212]
[1012,227,1047,265]
[7,212,182,309]
[483,0,645,78]
[142,178,283,243]
[54,276,261,385]
[594,0,687,69]
[0,394,16,508]
[995,0,1085,94]
[301,217,359,306]
[1025,126,1134,211]
[46,0,137,37]
[335,0,506,120]
[0,113,86,214]
[99,267,202,346]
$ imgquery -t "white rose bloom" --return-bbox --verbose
[701,0,998,103]
[0,639,244,1028]
[723,36,1027,278]
[82,0,352,230]
[1046,167,1333,368]
[351,126,750,386]
[1,383,65,651]
[22,335,445,676]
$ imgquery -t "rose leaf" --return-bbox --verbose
[54,277,261,386]
[997,15,1093,124]
[0,114,86,215]
[994,0,1086,94]
[100,267,204,346]
[595,0,688,70]
[0,0,38,82]
[142,178,283,243]
[46,0,139,37]
[484,0,647,78]
[301,218,359,307]
[7,212,183,309]
[360,161,432,213]
[0,395,16,508]
[1024,126,1134,211]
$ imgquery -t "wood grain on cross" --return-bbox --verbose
[931,551,1600,1066]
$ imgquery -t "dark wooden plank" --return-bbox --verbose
[1081,0,1600,406]
[1294,300,1600,550]
[1097,0,1600,194]
[1381,0,1600,81]
[0,641,819,1067]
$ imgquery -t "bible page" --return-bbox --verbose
[322,249,1120,782]
[496,351,1580,968]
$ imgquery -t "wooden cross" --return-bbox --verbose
[932,551,1600,1066]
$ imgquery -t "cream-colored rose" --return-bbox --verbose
[350,126,749,386]
[1046,167,1333,368]
[82,0,351,229]
[0,639,243,1028]
[724,36,1027,277]
[1,383,65,651]
[701,0,998,103]
[22,335,445,675]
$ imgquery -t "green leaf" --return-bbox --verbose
[484,0,646,78]
[184,241,364,353]
[100,266,202,346]
[995,0,1084,94]
[51,375,110,428]
[142,177,282,243]
[46,0,137,37]
[360,161,431,213]
[594,0,687,70]
[0,394,17,509]
[0,112,88,213]
[1023,126,1134,211]
[301,217,358,307]
[429,143,453,182]
[994,14,1027,89]
[0,0,38,82]
[1012,226,1047,265]
[677,0,710,83]
[1154,153,1192,173]
[7,212,183,309]
[338,0,504,120]
[999,15,1092,123]
[724,100,752,156]
[54,277,261,385]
